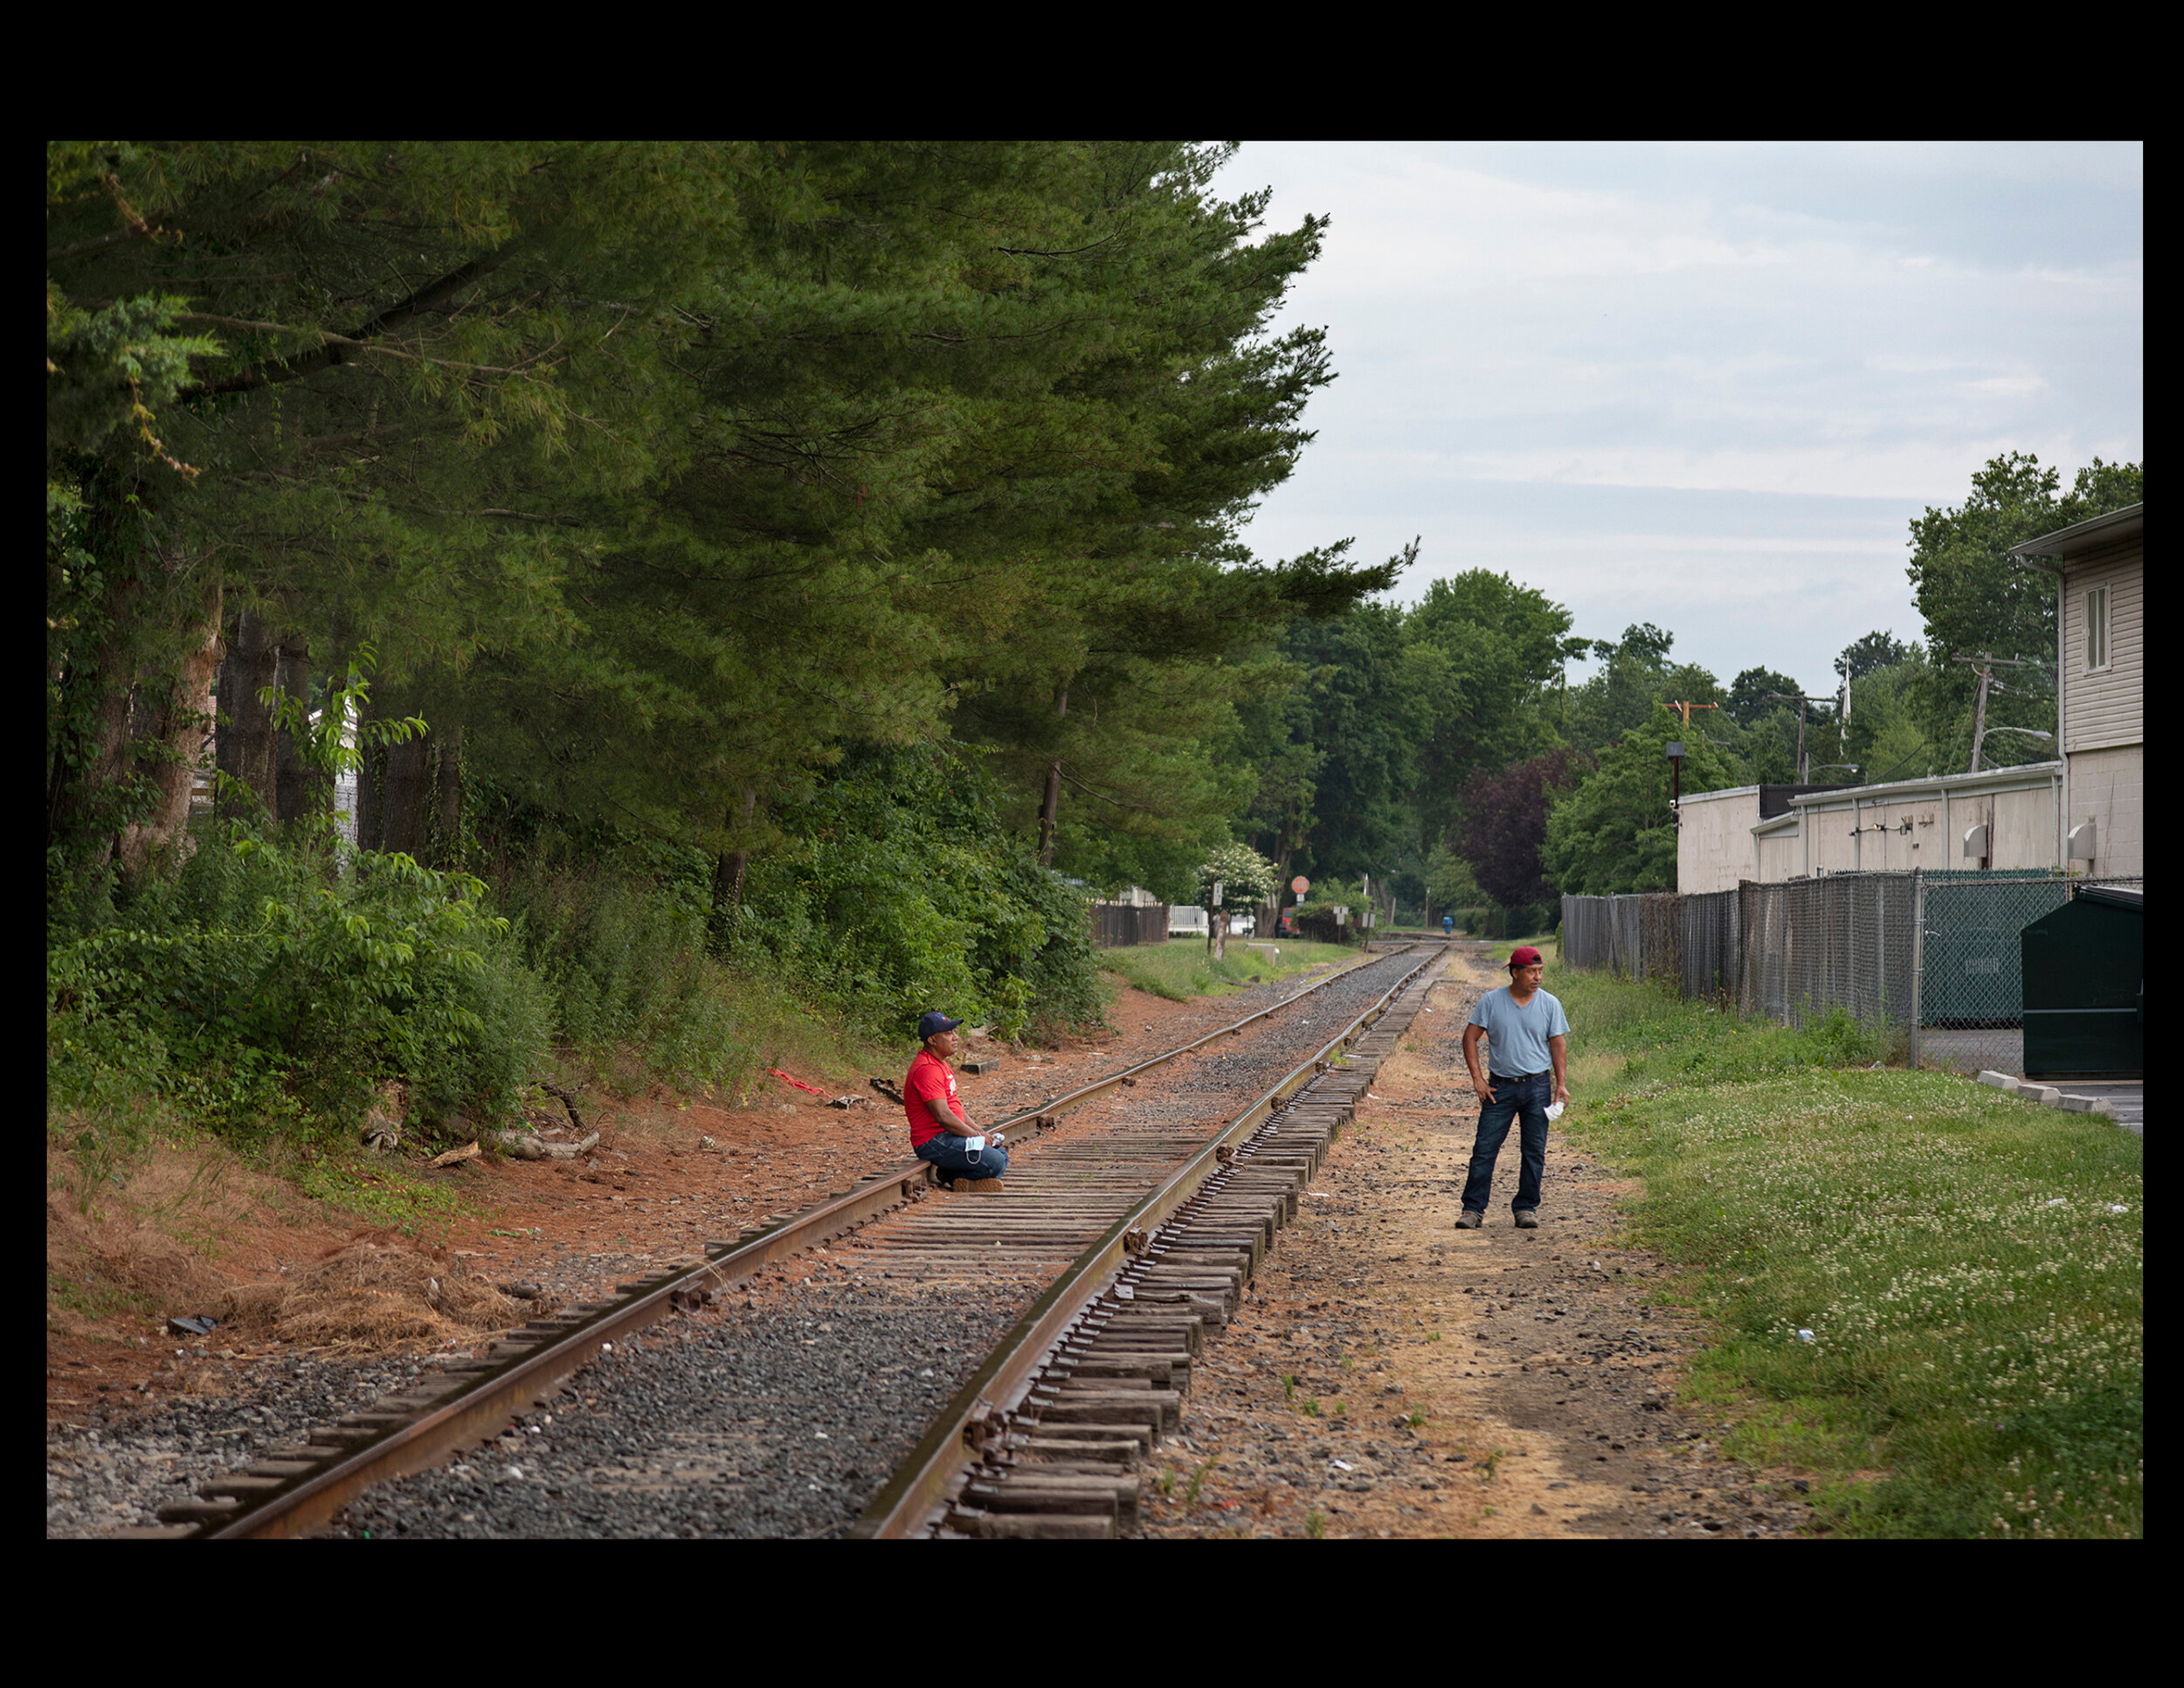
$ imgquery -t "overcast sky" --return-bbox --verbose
[1207,142,2143,694]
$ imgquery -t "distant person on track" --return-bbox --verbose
[905,1012,1007,1193]
[1441,913,1454,936]
[1455,944,1570,1230]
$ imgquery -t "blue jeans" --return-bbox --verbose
[916,1133,1009,1182]
[1462,1072,1550,1214]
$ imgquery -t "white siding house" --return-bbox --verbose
[2012,503,2143,878]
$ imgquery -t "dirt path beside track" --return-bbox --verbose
[1142,951,1823,1539]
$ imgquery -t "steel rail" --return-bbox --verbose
[194,945,1407,1539]
[848,944,1441,1539]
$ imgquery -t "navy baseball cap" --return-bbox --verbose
[917,1011,964,1041]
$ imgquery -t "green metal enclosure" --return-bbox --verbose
[2021,887,2142,1079]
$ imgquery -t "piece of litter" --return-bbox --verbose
[166,1314,217,1339]
[2045,1198,2066,1207]
[1796,1330,1815,1343]
[1367,1092,1385,1100]
[1330,1458,1355,1471]
[2108,1204,2130,1214]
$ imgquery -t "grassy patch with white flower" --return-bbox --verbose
[1552,965,2142,1539]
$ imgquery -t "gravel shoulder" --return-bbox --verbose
[1140,954,1824,1540]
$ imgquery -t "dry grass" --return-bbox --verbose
[220,1240,536,1354]
[46,1141,272,1334]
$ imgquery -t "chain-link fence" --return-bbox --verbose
[1678,888,1739,1003]
[1738,874,1917,1038]
[1563,872,2144,1076]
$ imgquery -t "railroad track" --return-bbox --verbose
[856,942,1449,1536]
[143,943,1451,1539]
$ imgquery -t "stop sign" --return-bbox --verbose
[1290,876,1310,895]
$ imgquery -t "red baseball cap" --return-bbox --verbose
[1508,946,1544,968]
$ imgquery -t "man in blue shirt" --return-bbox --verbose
[1455,945,1571,1229]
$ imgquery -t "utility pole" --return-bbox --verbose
[1969,662,1990,772]
[1765,693,1837,784]
[1952,652,2049,773]
[1661,702,1718,834]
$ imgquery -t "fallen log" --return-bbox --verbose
[494,1129,601,1161]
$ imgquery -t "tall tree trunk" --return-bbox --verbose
[380,723,432,858]
[1036,684,1068,868]
[272,637,313,826]
[215,605,280,820]
[47,569,142,870]
[712,785,759,918]
[432,723,464,868]
[116,576,222,890]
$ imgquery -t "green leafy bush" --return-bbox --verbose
[48,825,550,1141]
[496,850,750,1092]
[732,743,1104,1040]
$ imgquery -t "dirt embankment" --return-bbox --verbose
[1140,955,1824,1539]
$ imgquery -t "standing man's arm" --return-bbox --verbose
[1462,1024,1496,1104]
[1549,1033,1569,1105]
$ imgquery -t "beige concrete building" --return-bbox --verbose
[1677,782,1859,891]
[1677,785,1830,891]
[2012,503,2143,878]
[1749,762,2063,880]
[1677,785,1762,891]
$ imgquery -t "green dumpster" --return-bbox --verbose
[2021,885,2142,1080]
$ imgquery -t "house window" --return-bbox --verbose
[2085,585,2109,671]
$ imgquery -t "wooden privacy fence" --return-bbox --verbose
[1091,903,1169,948]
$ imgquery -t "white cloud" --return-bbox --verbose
[1209,141,2141,687]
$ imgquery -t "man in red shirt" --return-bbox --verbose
[905,1012,1008,1193]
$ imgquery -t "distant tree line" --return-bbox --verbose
[1230,452,2141,904]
